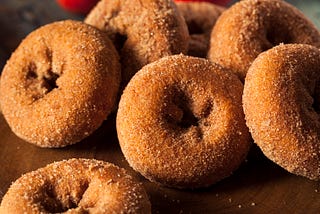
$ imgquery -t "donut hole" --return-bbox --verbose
[113,33,128,52]
[263,22,293,51]
[313,84,320,114]
[164,88,215,130]
[41,185,76,212]
[26,62,60,100]
[26,62,38,78]
[41,70,59,92]
[178,104,198,129]
[266,31,290,47]
[187,20,205,35]
[27,67,38,79]
[39,181,89,212]
[313,99,320,114]
[165,91,199,129]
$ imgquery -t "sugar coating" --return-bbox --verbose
[243,44,320,180]
[177,1,225,58]
[117,54,251,189]
[0,20,121,148]
[85,0,189,86]
[0,158,151,213]
[208,0,320,81]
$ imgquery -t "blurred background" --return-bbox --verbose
[286,0,320,28]
[0,0,319,72]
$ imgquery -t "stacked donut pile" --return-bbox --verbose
[0,0,319,212]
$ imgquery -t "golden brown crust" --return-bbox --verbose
[243,44,320,180]
[208,0,320,81]
[85,0,189,86]
[117,54,251,189]
[177,2,225,58]
[0,20,121,148]
[0,158,151,213]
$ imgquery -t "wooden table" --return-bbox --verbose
[0,1,319,213]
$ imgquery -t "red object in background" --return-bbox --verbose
[57,0,231,15]
[56,0,99,14]
[174,0,231,6]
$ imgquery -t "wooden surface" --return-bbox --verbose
[0,1,319,213]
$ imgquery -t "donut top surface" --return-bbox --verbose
[0,158,151,213]
[177,2,225,57]
[85,0,189,86]
[208,0,320,81]
[243,44,320,180]
[117,54,251,188]
[0,20,121,147]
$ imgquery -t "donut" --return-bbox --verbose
[0,158,151,213]
[117,54,251,188]
[176,1,225,58]
[85,0,189,86]
[0,20,121,148]
[243,44,320,180]
[208,0,320,81]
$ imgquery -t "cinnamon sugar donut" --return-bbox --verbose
[177,1,225,57]
[243,44,320,180]
[117,54,251,188]
[0,158,151,213]
[0,20,121,148]
[85,0,189,86]
[208,0,320,81]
